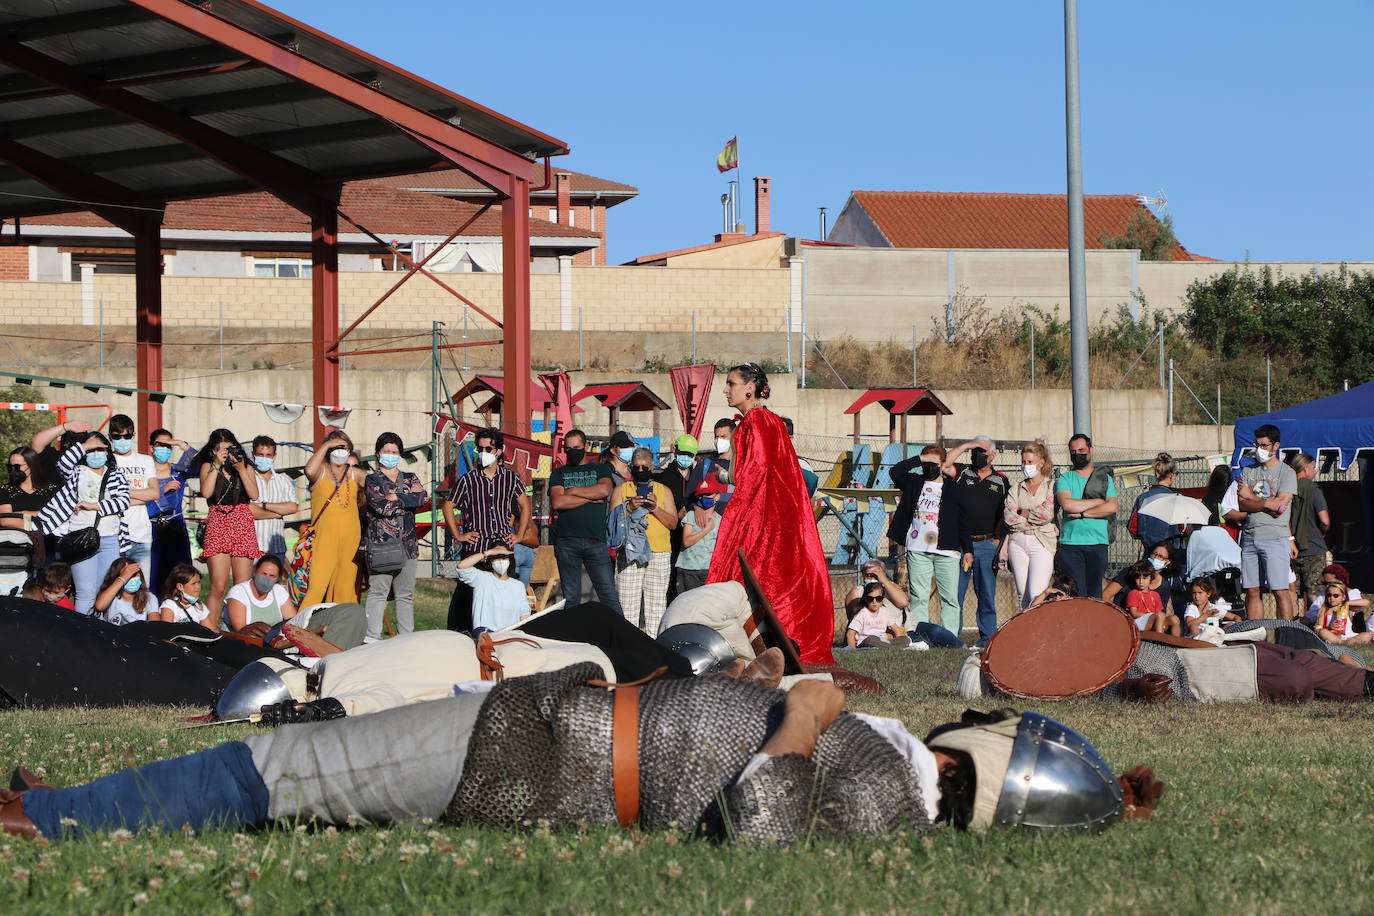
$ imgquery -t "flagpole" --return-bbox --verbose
[736,136,743,233]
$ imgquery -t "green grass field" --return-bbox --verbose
[2,583,1373,914]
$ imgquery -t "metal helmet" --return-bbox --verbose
[992,712,1124,831]
[214,660,293,720]
[656,623,737,675]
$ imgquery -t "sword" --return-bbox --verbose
[180,714,263,729]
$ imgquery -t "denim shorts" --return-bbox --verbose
[1241,537,1292,591]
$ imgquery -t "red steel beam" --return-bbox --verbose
[311,203,341,442]
[337,339,501,359]
[0,38,329,214]
[133,222,164,435]
[124,0,541,185]
[0,137,156,233]
[502,177,533,437]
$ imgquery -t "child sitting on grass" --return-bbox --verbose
[845,582,912,648]
[1183,576,1241,636]
[93,557,153,626]
[1124,560,1179,636]
[24,562,75,609]
[1313,580,1373,646]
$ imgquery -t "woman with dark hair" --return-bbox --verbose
[35,431,130,615]
[193,428,260,624]
[0,445,59,562]
[299,428,366,608]
[362,432,426,640]
[1201,464,1241,540]
[705,363,836,665]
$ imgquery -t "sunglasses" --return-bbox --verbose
[1326,592,1344,598]
[475,445,500,453]
[1044,590,1066,600]
[110,433,134,441]
[864,595,884,603]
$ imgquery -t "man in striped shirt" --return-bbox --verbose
[442,428,530,631]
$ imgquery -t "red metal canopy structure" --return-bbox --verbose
[0,0,567,439]
[843,388,953,444]
[450,374,582,429]
[573,382,672,437]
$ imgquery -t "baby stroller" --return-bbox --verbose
[1184,526,1243,607]
[0,527,36,597]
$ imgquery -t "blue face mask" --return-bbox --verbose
[123,576,142,593]
[617,447,635,464]
[697,496,716,509]
[254,456,274,473]
[85,451,108,469]
[379,453,401,469]
[1148,557,1167,571]
[111,438,134,456]
[152,446,173,464]
[675,454,693,469]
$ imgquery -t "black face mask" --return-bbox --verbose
[7,467,25,487]
[920,461,942,480]
[1070,452,1091,470]
[970,450,989,470]
[564,448,585,466]
[631,467,654,483]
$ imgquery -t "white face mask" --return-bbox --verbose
[1253,447,1272,463]
[715,437,731,454]
[491,559,510,577]
[329,448,349,465]
[1022,463,1038,479]
[478,451,497,468]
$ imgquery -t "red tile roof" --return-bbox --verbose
[849,191,1205,261]
[625,232,785,266]
[362,166,637,196]
[29,186,598,241]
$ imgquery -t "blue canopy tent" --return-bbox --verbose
[1232,380,1374,470]
[1233,381,1374,587]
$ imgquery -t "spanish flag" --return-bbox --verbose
[716,136,738,173]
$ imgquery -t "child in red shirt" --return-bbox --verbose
[1124,560,1179,636]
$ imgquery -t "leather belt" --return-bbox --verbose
[743,615,767,657]
[970,534,996,542]
[611,685,642,827]
[475,633,542,682]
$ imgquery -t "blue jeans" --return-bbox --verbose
[554,536,621,614]
[1057,543,1109,600]
[513,543,535,587]
[912,621,965,648]
[125,539,152,586]
[957,538,1000,644]
[71,535,123,615]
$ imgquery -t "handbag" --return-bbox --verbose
[56,465,113,563]
[366,537,407,574]
[287,479,345,605]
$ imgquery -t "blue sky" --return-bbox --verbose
[276,0,1373,265]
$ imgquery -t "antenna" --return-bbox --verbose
[1137,189,1169,216]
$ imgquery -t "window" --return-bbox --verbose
[548,209,558,223]
[252,256,312,278]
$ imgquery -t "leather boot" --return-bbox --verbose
[715,659,749,679]
[10,767,52,792]
[0,789,38,838]
[741,647,784,689]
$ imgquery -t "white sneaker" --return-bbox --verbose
[907,640,930,651]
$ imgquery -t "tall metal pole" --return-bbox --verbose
[1167,359,1174,425]
[911,324,917,386]
[1157,325,1165,389]
[430,320,440,578]
[1064,0,1091,436]
[1029,319,1036,390]
[1265,357,1272,412]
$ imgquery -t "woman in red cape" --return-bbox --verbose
[706,364,835,664]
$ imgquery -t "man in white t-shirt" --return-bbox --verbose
[109,414,156,584]
[249,435,300,558]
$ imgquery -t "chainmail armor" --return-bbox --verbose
[447,663,932,843]
[1095,639,1192,700]
[1224,618,1347,661]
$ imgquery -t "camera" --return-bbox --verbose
[227,445,247,464]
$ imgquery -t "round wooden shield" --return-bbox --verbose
[981,597,1140,700]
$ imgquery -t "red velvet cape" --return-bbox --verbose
[706,407,835,664]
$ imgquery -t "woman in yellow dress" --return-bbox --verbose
[299,428,366,607]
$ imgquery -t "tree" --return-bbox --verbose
[0,386,58,458]
[1100,209,1178,261]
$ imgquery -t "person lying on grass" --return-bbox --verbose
[0,668,1161,843]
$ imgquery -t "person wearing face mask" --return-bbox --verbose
[547,428,621,614]
[603,430,638,486]
[363,432,427,642]
[144,428,196,601]
[192,429,261,625]
[610,447,679,634]
[442,428,530,632]
[1235,424,1299,620]
[92,556,153,626]
[456,546,528,633]
[842,559,964,648]
[1103,542,1177,612]
[944,436,1009,646]
[0,446,58,566]
[157,563,214,632]
[299,429,366,611]
[26,562,75,610]
[654,435,697,599]
[674,487,720,594]
[685,419,735,514]
[226,555,299,631]
[1054,433,1118,600]
[887,445,972,643]
[248,436,300,559]
[35,432,131,615]
[107,415,157,585]
[1003,441,1059,612]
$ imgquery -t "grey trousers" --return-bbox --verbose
[307,603,367,650]
[243,693,488,825]
[364,558,418,642]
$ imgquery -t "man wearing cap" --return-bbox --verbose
[1,667,1156,842]
[656,435,698,598]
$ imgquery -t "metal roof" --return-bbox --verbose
[0,0,568,221]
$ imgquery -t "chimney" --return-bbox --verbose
[753,176,771,235]
[555,171,572,225]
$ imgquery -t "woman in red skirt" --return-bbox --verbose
[193,428,261,626]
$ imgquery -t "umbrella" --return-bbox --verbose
[1138,493,1211,527]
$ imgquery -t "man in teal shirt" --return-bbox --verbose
[1055,433,1118,599]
